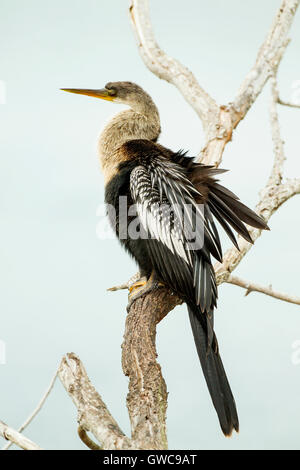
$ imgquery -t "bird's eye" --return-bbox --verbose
[106,88,117,97]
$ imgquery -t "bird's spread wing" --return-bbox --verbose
[129,148,268,351]
[170,150,269,250]
[130,157,219,315]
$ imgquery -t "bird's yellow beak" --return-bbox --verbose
[60,88,115,101]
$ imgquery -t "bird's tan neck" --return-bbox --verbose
[98,107,160,184]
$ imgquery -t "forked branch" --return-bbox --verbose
[129,0,299,166]
[58,353,132,450]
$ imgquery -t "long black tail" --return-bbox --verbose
[188,304,239,436]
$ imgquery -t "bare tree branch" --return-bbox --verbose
[129,0,299,167]
[58,353,133,450]
[0,421,42,451]
[203,0,299,166]
[58,288,181,451]
[227,274,300,306]
[122,288,181,449]
[107,272,141,292]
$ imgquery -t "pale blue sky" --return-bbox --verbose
[1,0,300,450]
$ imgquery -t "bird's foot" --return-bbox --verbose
[127,273,165,311]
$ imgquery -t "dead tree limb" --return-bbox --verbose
[58,353,132,450]
[121,288,181,449]
[2,369,58,451]
[227,275,300,306]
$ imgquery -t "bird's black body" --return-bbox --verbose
[63,81,269,437]
[105,138,268,436]
[105,139,183,277]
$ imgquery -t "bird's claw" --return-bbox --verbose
[126,275,165,311]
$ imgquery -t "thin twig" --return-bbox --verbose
[107,272,141,292]
[2,369,59,450]
[227,275,300,306]
[107,283,128,292]
[278,97,300,109]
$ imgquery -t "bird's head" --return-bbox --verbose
[61,81,155,115]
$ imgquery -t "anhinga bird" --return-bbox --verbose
[62,82,269,436]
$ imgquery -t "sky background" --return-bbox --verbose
[1,0,300,450]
